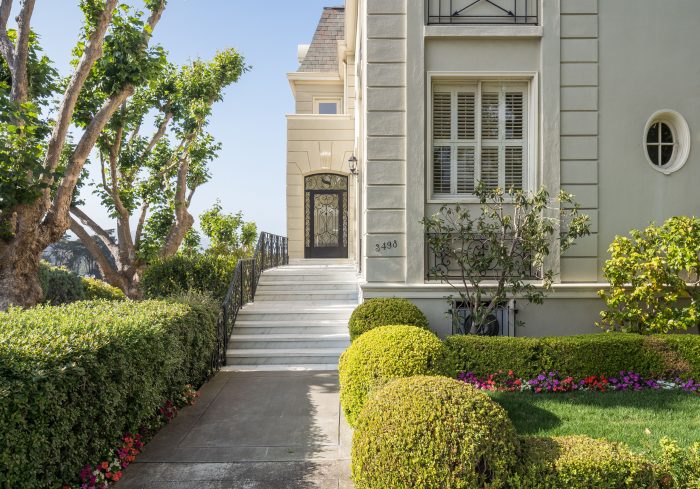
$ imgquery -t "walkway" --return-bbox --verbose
[116,371,352,488]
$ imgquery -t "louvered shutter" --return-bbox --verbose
[432,146,451,194]
[433,92,451,140]
[481,92,499,140]
[505,92,524,139]
[505,147,523,189]
[480,147,500,189]
[457,93,475,140]
[456,147,475,193]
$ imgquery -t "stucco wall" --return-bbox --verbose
[597,0,700,279]
[286,115,356,259]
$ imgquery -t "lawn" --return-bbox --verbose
[489,390,700,455]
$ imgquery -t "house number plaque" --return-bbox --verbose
[368,236,403,257]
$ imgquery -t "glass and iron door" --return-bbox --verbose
[305,174,348,259]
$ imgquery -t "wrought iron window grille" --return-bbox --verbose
[450,299,517,336]
[426,0,539,25]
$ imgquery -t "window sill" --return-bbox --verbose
[424,25,543,39]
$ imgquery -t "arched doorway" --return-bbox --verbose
[304,173,348,259]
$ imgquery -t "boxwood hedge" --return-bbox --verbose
[0,295,218,488]
[348,298,429,341]
[444,333,700,380]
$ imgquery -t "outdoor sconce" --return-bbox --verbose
[348,155,358,175]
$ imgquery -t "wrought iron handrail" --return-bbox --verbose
[212,232,288,370]
[426,0,539,25]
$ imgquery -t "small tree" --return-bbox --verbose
[599,216,700,334]
[422,185,590,335]
[69,50,247,297]
[184,199,257,258]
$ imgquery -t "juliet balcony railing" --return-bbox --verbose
[426,0,539,25]
[211,232,288,371]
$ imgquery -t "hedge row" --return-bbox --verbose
[0,295,218,488]
[141,254,238,302]
[443,333,700,380]
[39,262,126,304]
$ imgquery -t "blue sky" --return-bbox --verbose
[23,0,333,236]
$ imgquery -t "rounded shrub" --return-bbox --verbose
[339,325,447,427]
[352,376,518,489]
[511,436,656,488]
[38,261,86,305]
[348,297,428,341]
[82,277,126,300]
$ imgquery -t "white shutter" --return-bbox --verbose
[457,93,475,140]
[505,146,523,190]
[505,92,524,140]
[432,92,451,140]
[432,146,451,194]
[456,147,475,193]
[481,92,499,140]
[480,147,499,189]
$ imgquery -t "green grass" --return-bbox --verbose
[489,390,700,455]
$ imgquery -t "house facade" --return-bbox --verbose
[287,0,700,337]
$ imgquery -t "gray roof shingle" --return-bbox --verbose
[299,7,345,73]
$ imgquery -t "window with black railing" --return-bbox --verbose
[426,0,539,25]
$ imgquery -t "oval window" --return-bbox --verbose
[643,111,691,175]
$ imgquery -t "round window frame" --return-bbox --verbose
[643,110,690,175]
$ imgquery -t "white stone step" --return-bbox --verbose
[229,333,350,349]
[255,291,358,301]
[257,281,358,291]
[240,302,357,312]
[233,319,348,335]
[222,364,339,372]
[259,273,358,283]
[226,348,345,366]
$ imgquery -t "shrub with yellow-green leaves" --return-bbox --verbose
[508,436,657,488]
[348,297,429,341]
[82,276,127,300]
[338,325,447,427]
[352,376,518,489]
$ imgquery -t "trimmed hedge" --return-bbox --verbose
[141,254,238,302]
[348,298,429,341]
[339,325,447,427]
[0,295,218,488]
[444,333,700,380]
[82,276,126,301]
[509,436,656,488]
[352,376,518,489]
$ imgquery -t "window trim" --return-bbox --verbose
[643,110,690,175]
[426,72,538,203]
[313,97,343,115]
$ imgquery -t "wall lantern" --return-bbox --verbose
[348,155,358,175]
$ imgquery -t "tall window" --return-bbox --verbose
[431,81,528,198]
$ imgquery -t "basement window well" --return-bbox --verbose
[644,110,690,175]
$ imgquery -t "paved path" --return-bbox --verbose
[116,371,352,488]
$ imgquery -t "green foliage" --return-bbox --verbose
[443,333,700,380]
[655,438,700,488]
[348,298,429,341]
[509,436,656,488]
[82,276,126,300]
[352,376,518,489]
[338,326,447,427]
[599,216,700,334]
[141,253,238,302]
[39,261,86,305]
[186,199,258,258]
[423,185,590,333]
[0,296,218,488]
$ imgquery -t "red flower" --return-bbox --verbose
[101,461,109,470]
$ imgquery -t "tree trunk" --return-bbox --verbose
[0,236,43,310]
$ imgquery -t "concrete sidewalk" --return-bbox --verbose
[116,371,353,489]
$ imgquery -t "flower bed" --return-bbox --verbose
[458,370,700,394]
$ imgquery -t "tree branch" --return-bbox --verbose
[134,201,149,247]
[0,0,13,68]
[70,206,119,258]
[159,156,194,257]
[41,0,118,177]
[10,0,35,103]
[145,111,171,153]
[70,216,124,290]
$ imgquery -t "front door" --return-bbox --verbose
[305,174,348,259]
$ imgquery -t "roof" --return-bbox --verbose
[298,7,345,73]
